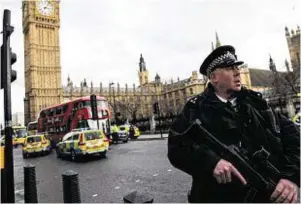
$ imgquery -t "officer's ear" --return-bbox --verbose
[209,71,218,83]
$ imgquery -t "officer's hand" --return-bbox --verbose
[270,179,298,203]
[213,159,247,185]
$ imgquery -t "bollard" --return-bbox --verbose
[62,170,81,203]
[24,164,38,203]
[123,191,154,203]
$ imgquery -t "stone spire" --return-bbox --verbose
[285,26,290,37]
[139,54,146,72]
[90,80,94,94]
[269,54,277,72]
[117,82,120,93]
[99,82,103,94]
[285,59,290,72]
[155,73,161,83]
[67,74,70,84]
[215,31,221,48]
[83,78,87,87]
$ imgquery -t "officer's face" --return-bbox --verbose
[210,66,241,92]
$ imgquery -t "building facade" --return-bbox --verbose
[285,26,300,71]
[12,112,25,126]
[23,0,63,125]
[63,54,209,120]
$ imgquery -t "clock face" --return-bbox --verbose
[36,0,54,16]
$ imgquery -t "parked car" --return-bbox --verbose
[116,126,129,143]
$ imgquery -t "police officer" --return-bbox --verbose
[129,124,135,139]
[167,45,300,203]
[111,122,119,144]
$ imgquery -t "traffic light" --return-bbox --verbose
[90,94,98,120]
[1,10,17,89]
[2,9,17,203]
[10,48,17,83]
[153,102,159,114]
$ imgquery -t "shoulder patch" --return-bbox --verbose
[188,96,198,104]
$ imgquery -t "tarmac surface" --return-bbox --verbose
[12,134,191,203]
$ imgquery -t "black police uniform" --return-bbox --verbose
[167,45,300,203]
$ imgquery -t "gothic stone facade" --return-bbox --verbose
[63,54,253,120]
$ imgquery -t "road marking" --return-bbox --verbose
[115,186,120,189]
[135,180,140,183]
[153,174,158,177]
[92,194,98,197]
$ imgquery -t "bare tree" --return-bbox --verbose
[269,57,300,96]
[119,96,142,120]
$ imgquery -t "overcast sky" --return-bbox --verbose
[0,0,300,125]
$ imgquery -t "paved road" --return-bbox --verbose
[13,138,191,203]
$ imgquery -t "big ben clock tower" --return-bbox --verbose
[22,0,63,124]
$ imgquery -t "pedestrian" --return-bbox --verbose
[167,45,300,203]
[129,124,135,139]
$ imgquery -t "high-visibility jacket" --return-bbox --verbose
[112,125,119,133]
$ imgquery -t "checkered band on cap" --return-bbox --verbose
[206,51,236,76]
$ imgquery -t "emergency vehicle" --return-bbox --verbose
[12,125,28,147]
[1,126,27,147]
[22,134,52,158]
[118,124,140,139]
[56,129,109,161]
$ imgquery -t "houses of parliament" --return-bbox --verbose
[22,0,300,125]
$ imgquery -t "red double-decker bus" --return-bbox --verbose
[37,96,111,145]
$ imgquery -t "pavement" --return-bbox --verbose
[136,133,168,141]
[11,137,190,203]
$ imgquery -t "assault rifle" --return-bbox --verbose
[186,119,280,198]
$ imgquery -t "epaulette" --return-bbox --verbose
[248,89,263,99]
[188,96,198,104]
[186,94,204,109]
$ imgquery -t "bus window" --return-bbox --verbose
[40,111,46,118]
[56,107,62,115]
[27,121,38,136]
[49,109,54,117]
[73,103,79,111]
[83,100,107,108]
[77,120,89,129]
[63,105,68,113]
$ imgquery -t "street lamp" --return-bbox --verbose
[109,82,116,120]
